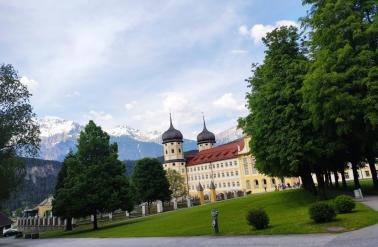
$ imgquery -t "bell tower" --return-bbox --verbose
[162,114,186,175]
[197,115,216,152]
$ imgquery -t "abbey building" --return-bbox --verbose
[162,115,300,198]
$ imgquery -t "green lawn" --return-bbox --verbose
[41,189,378,238]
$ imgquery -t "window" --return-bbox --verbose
[365,171,370,177]
[252,164,257,174]
[237,181,240,187]
[218,173,220,178]
[231,171,234,176]
[345,172,350,179]
[171,142,173,145]
[205,166,207,170]
[234,161,237,166]
[178,148,181,153]
[254,180,259,189]
[202,175,204,179]
[225,163,228,167]
[223,183,226,187]
[243,158,247,165]
[235,171,239,176]
[246,180,251,189]
[219,183,222,188]
[271,178,276,186]
[221,163,224,168]
[232,182,235,187]
[206,143,208,146]
[171,149,174,153]
[182,169,185,173]
[194,167,196,171]
[227,182,231,187]
[172,163,175,166]
[206,175,208,179]
[165,150,168,154]
[244,164,250,175]
[217,164,219,168]
[181,162,184,166]
[222,173,225,177]
[195,175,197,180]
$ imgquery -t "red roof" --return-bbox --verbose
[186,139,244,166]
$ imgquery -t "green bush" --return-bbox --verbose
[334,195,355,213]
[246,208,269,230]
[309,202,336,223]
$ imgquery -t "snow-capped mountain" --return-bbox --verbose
[37,117,242,161]
[107,125,160,143]
[215,126,244,145]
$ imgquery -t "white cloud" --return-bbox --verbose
[213,93,246,112]
[83,110,113,124]
[240,20,299,44]
[20,76,39,92]
[125,101,137,110]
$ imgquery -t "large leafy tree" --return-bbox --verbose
[0,64,40,203]
[302,0,378,189]
[239,26,319,195]
[166,169,187,200]
[53,121,134,230]
[131,158,171,214]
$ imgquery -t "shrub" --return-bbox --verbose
[334,195,355,213]
[309,202,336,223]
[246,208,269,230]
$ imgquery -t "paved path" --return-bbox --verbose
[360,196,378,211]
[2,196,378,247]
[1,224,377,247]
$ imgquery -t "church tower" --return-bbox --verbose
[162,114,186,175]
[197,115,216,152]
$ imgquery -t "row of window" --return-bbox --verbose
[190,181,241,190]
[165,148,182,154]
[189,160,238,172]
[189,170,239,181]
[245,178,278,189]
[243,163,258,176]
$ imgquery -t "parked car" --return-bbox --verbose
[3,228,20,237]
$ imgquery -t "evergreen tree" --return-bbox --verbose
[302,0,378,189]
[239,26,318,195]
[0,64,40,203]
[131,158,171,214]
[53,121,134,230]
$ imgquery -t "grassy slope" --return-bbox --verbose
[42,189,378,238]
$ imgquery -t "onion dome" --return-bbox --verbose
[209,181,216,190]
[197,116,216,145]
[196,183,204,192]
[162,114,183,144]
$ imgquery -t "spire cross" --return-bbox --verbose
[202,112,207,129]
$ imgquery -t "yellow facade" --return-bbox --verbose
[238,137,299,194]
[36,196,53,217]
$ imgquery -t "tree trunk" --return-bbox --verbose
[315,171,327,199]
[328,171,333,187]
[93,213,98,230]
[367,159,378,189]
[65,217,72,231]
[300,168,317,195]
[324,171,330,188]
[341,171,347,188]
[351,161,360,189]
[333,170,339,188]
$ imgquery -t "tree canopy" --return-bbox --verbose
[131,158,171,213]
[0,64,40,203]
[53,121,134,230]
[166,169,187,200]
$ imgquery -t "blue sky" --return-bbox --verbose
[0,0,307,138]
